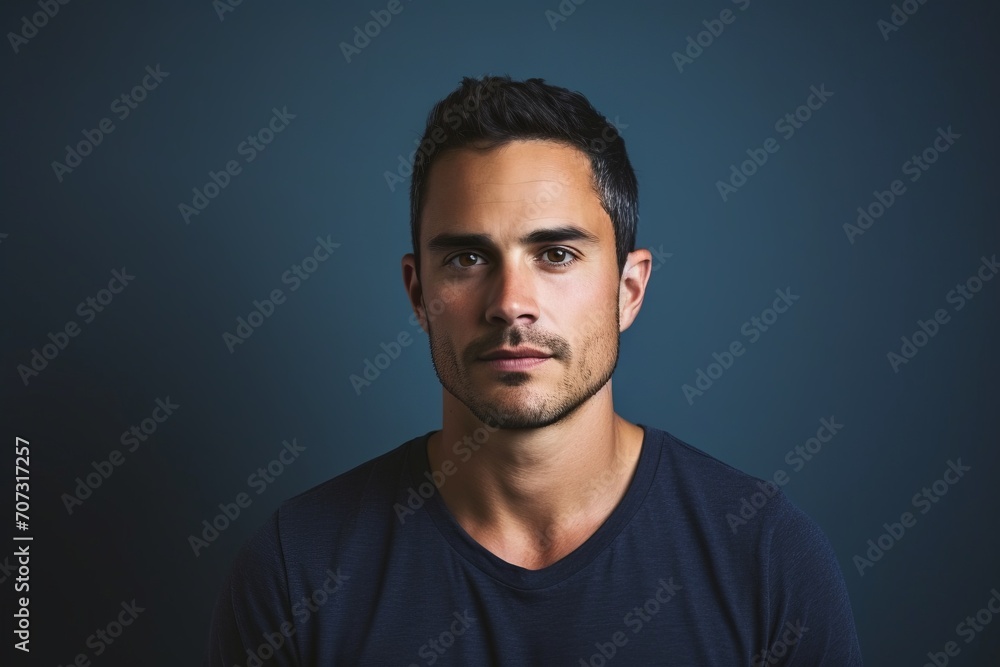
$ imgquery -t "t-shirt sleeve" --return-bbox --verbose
[759,494,864,666]
[202,510,300,667]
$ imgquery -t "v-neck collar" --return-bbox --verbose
[405,423,660,591]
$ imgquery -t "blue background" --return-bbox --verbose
[2,0,998,664]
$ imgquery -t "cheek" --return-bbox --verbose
[426,298,475,354]
[425,282,468,322]
[571,286,618,333]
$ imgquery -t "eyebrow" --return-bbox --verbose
[426,225,601,254]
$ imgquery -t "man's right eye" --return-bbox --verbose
[446,253,486,269]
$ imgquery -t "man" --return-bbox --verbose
[204,75,864,665]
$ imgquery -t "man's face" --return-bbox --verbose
[409,140,626,429]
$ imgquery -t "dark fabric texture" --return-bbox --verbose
[203,424,864,666]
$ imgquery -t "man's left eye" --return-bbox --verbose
[449,253,483,268]
[542,248,577,265]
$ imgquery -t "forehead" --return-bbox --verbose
[420,140,611,241]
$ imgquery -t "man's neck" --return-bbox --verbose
[426,386,644,570]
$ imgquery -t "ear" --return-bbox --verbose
[402,253,428,333]
[618,248,652,332]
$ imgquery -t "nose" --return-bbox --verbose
[483,254,539,327]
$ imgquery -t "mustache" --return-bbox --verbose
[466,327,570,361]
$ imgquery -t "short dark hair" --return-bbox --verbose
[408,74,638,278]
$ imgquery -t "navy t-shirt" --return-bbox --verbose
[203,424,863,665]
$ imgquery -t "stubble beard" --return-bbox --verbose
[425,304,621,430]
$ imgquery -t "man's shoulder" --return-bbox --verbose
[215,434,427,594]
[644,424,825,540]
[642,427,862,662]
[646,424,779,494]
